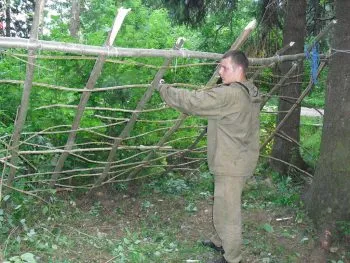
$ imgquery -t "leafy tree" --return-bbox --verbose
[142,0,238,27]
[69,0,82,38]
[252,0,284,57]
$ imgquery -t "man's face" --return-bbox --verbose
[218,57,240,84]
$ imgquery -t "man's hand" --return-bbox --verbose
[156,79,165,91]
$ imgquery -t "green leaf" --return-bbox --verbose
[9,256,22,263]
[20,252,37,263]
[261,223,274,233]
[42,206,49,215]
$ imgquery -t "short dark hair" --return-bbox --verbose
[222,50,249,72]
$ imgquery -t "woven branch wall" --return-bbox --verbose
[0,3,332,197]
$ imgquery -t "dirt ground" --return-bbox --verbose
[71,183,349,263]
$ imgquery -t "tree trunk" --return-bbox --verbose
[305,0,350,233]
[270,0,308,177]
[5,0,11,37]
[309,0,322,35]
[69,0,81,38]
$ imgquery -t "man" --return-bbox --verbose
[158,50,261,263]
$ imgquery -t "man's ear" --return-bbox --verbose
[237,66,245,76]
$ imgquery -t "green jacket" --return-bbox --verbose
[159,82,261,176]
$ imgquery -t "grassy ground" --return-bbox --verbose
[1,111,348,263]
[1,168,349,263]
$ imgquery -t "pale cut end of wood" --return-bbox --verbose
[290,42,295,47]
[245,19,257,30]
[108,7,131,46]
[176,37,186,46]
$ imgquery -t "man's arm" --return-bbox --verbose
[158,85,234,118]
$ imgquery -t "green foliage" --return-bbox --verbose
[300,116,322,168]
[164,178,189,194]
[4,253,37,263]
[302,60,327,108]
[89,201,103,217]
[111,228,180,262]
[0,191,72,260]
[261,223,274,233]
[272,174,301,207]
[145,173,190,194]
[144,170,213,198]
[244,169,301,209]
[336,221,350,237]
[259,110,276,155]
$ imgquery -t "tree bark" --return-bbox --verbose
[69,0,81,38]
[305,0,350,232]
[309,0,322,35]
[270,0,308,177]
[5,0,11,37]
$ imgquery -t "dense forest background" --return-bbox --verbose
[1,0,349,262]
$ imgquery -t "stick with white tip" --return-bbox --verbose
[107,8,131,46]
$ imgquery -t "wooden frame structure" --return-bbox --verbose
[0,1,336,198]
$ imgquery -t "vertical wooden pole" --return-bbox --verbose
[7,0,45,186]
[50,8,130,186]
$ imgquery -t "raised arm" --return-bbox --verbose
[159,85,239,119]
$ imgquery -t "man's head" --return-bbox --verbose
[218,50,248,84]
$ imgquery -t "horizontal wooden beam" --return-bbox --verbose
[0,37,320,65]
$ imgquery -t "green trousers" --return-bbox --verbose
[210,175,246,263]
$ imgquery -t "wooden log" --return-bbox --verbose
[0,37,330,65]
[0,21,336,65]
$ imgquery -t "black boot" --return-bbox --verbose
[201,240,224,253]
